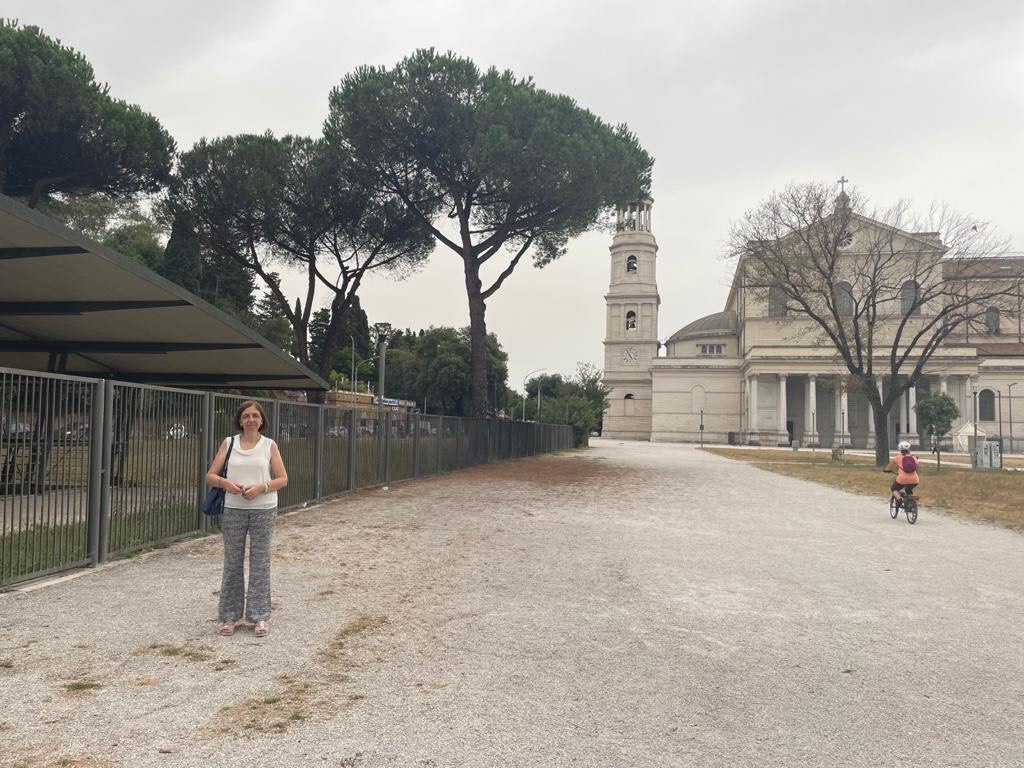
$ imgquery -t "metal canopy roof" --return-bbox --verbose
[0,194,328,391]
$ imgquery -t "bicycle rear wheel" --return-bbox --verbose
[905,498,918,524]
[889,497,899,519]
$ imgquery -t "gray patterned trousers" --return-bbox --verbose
[218,506,277,623]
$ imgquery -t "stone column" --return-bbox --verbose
[866,379,878,449]
[748,375,760,445]
[876,378,885,450]
[804,375,817,446]
[778,373,788,446]
[908,384,918,446]
[833,382,842,447]
[840,389,850,447]
[897,381,911,443]
[940,375,948,395]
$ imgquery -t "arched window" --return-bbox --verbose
[901,280,920,316]
[836,281,855,316]
[625,311,637,331]
[623,392,636,416]
[626,255,638,274]
[978,389,995,421]
[768,286,787,318]
[985,306,1000,335]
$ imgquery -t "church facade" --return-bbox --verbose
[602,199,1024,450]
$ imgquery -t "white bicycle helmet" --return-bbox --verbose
[897,440,911,452]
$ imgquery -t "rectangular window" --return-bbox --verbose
[698,344,724,356]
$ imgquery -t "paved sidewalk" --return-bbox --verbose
[1,440,1022,767]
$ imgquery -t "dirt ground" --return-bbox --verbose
[1,440,1022,767]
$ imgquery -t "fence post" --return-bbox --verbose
[199,392,212,533]
[86,379,105,566]
[271,399,281,442]
[347,408,357,490]
[413,413,420,478]
[97,381,114,565]
[436,417,442,475]
[384,410,392,488]
[314,404,324,501]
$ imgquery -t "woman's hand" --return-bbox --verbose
[223,480,244,495]
[240,484,263,501]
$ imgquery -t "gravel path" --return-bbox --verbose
[1,439,1022,768]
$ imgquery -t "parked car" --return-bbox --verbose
[61,423,90,443]
[326,424,348,438]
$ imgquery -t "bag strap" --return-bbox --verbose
[220,436,234,478]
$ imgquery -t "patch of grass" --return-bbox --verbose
[321,614,388,664]
[147,643,212,662]
[0,522,89,584]
[704,447,1024,530]
[212,680,315,736]
[62,681,102,692]
[134,677,161,686]
[0,659,13,668]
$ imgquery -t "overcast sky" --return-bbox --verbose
[9,0,1024,391]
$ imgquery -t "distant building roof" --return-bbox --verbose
[669,310,738,341]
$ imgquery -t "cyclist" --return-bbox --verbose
[884,440,919,505]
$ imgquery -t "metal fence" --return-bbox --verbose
[0,367,573,588]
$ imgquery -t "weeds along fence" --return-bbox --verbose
[0,367,572,588]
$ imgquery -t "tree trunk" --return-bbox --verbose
[462,256,489,418]
[873,402,890,466]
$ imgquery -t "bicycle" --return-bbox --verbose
[884,470,918,524]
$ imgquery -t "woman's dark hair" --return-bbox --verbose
[234,400,268,433]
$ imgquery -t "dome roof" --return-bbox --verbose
[669,310,737,341]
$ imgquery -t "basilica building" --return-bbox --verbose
[601,198,1024,449]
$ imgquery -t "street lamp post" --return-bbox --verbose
[1009,382,1018,454]
[374,322,392,417]
[811,409,815,453]
[349,335,356,410]
[699,408,704,448]
[522,368,546,421]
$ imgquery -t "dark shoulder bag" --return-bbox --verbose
[201,437,234,516]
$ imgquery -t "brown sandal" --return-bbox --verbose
[254,621,269,638]
[219,621,236,636]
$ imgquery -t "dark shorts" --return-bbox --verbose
[891,481,916,494]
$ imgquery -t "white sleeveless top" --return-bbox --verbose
[223,435,278,509]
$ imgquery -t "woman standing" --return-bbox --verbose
[205,400,288,638]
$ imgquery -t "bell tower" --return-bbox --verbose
[601,197,659,440]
